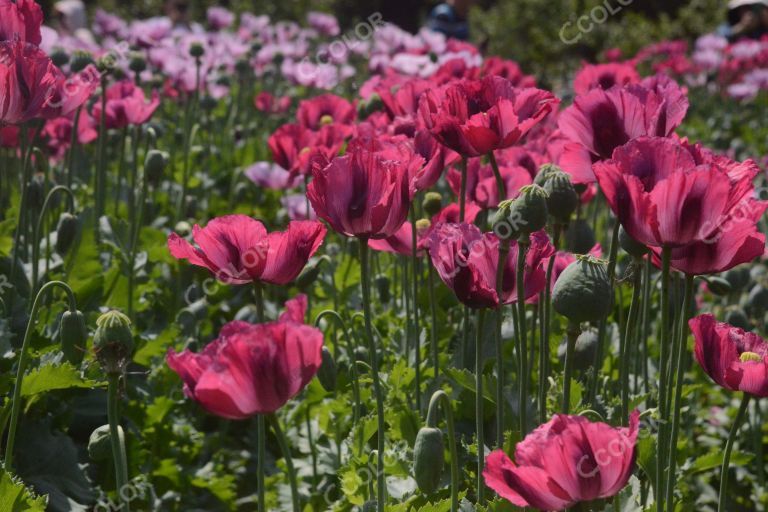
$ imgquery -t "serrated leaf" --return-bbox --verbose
[0,468,47,511]
[20,363,102,399]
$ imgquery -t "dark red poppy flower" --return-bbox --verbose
[296,93,356,131]
[484,411,639,511]
[166,295,323,419]
[254,91,291,114]
[307,146,414,239]
[480,56,536,88]
[447,158,532,209]
[691,314,768,397]
[376,77,432,119]
[419,76,559,157]
[572,61,640,96]
[0,0,43,45]
[268,122,346,178]
[167,215,326,285]
[43,110,98,160]
[92,80,160,129]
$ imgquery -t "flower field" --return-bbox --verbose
[3,1,768,511]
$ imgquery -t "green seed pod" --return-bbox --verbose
[295,256,330,290]
[750,265,768,284]
[618,226,648,258]
[316,346,337,392]
[55,212,79,255]
[725,307,752,331]
[50,47,69,68]
[88,424,124,462]
[96,53,117,74]
[706,276,732,296]
[69,50,94,72]
[543,171,578,224]
[189,42,205,58]
[235,57,251,77]
[358,92,384,118]
[128,52,146,74]
[552,255,612,323]
[375,275,391,304]
[60,310,88,365]
[93,310,134,375]
[557,328,598,371]
[533,163,563,187]
[492,199,516,240]
[564,219,596,254]
[746,284,768,314]
[413,427,444,494]
[508,185,548,237]
[723,266,751,292]
[414,218,431,236]
[144,149,168,185]
[422,192,443,218]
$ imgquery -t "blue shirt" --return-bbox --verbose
[426,3,469,40]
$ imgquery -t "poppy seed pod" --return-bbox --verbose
[618,226,648,258]
[69,50,93,72]
[508,184,548,237]
[93,310,134,375]
[60,309,87,365]
[565,219,596,254]
[552,255,612,323]
[422,192,443,218]
[413,426,444,494]
[725,307,752,331]
[316,346,337,392]
[414,218,431,235]
[50,47,69,68]
[144,149,168,185]
[747,283,768,314]
[55,212,79,255]
[543,171,578,224]
[128,52,146,74]
[189,42,205,58]
[96,53,116,74]
[533,163,563,187]
[723,267,751,292]
[557,328,598,371]
[88,424,124,462]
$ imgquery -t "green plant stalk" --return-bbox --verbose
[620,261,643,424]
[66,107,83,188]
[516,239,529,434]
[562,321,580,414]
[269,415,300,512]
[428,265,439,380]
[459,157,468,222]
[9,124,34,295]
[590,221,620,401]
[541,226,561,423]
[359,241,386,512]
[495,238,510,447]
[306,407,318,487]
[32,186,76,293]
[410,207,422,413]
[665,274,694,508]
[425,390,459,512]
[96,75,108,223]
[718,393,751,512]
[257,414,266,512]
[254,282,265,322]
[487,151,506,202]
[475,308,486,503]
[127,153,149,319]
[107,373,130,510]
[640,257,652,395]
[113,126,129,217]
[656,247,671,512]
[4,280,78,470]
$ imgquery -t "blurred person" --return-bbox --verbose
[54,0,94,44]
[720,0,768,40]
[426,0,473,40]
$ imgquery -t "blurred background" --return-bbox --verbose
[39,0,725,82]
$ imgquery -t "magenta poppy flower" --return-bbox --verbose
[418,76,559,157]
[572,61,640,96]
[447,158,533,209]
[167,215,326,285]
[557,75,688,183]
[376,78,432,119]
[296,93,356,131]
[43,110,98,160]
[0,0,43,44]
[307,146,414,240]
[691,314,768,397]
[484,411,639,511]
[480,56,536,88]
[254,91,291,114]
[268,122,345,178]
[594,136,748,249]
[92,80,160,129]
[166,295,323,419]
[427,223,553,309]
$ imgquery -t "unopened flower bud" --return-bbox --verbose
[50,47,69,68]
[295,256,329,290]
[543,171,578,224]
[316,346,337,392]
[553,255,612,323]
[60,309,87,365]
[55,212,79,255]
[618,226,648,258]
[706,276,732,296]
[421,192,443,217]
[189,42,205,58]
[88,424,123,461]
[413,426,444,494]
[93,310,134,375]
[144,149,168,185]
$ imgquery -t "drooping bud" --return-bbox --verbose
[413,426,445,494]
[55,212,79,255]
[144,149,168,185]
[508,184,548,237]
[543,171,578,224]
[618,226,648,258]
[60,309,88,365]
[295,256,330,290]
[27,174,44,211]
[552,255,612,323]
[705,276,732,296]
[93,310,134,375]
[88,424,124,461]
[316,346,337,392]
[421,192,443,217]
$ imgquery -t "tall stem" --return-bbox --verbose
[257,414,266,512]
[665,274,694,508]
[359,241,386,512]
[428,265,439,380]
[494,238,510,447]
[562,321,581,414]
[5,281,77,470]
[107,373,130,510]
[410,207,422,413]
[31,186,76,293]
[541,226,561,423]
[516,239,529,434]
[269,415,300,512]
[718,394,751,512]
[425,390,459,512]
[475,308,486,503]
[590,221,620,401]
[458,157,468,222]
[656,247,671,512]
[621,261,643,424]
[96,75,108,223]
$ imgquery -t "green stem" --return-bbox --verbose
[590,221,620,401]
[459,157,468,222]
[621,261,643,424]
[562,321,581,414]
[656,247,671,512]
[475,308,486,503]
[66,107,82,188]
[428,265,439,380]
[487,151,506,203]
[665,274,694,508]
[516,239,529,434]
[254,282,265,322]
[541,226,561,423]
[269,415,300,512]
[96,75,108,223]
[257,414,266,512]
[306,407,318,487]
[718,393,751,512]
[107,373,129,510]
[4,280,77,470]
[495,239,510,447]
[410,207,422,413]
[359,241,386,512]
[32,186,76,293]
[425,390,459,512]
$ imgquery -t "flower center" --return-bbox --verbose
[320,114,334,125]
[740,351,763,363]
